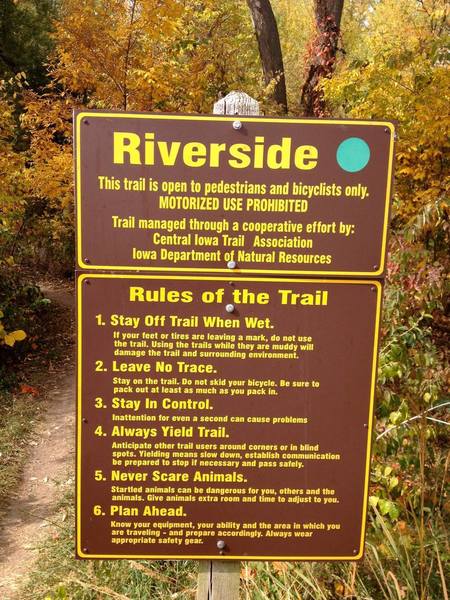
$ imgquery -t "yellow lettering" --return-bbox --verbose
[113,132,141,164]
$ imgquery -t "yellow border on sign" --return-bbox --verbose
[75,112,395,276]
[76,273,382,560]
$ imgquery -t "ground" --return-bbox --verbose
[0,283,75,599]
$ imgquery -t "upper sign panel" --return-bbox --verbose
[75,111,394,276]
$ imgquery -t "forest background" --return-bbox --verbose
[0,0,448,598]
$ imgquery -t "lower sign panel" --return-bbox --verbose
[77,274,381,560]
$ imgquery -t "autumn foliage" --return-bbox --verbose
[0,0,448,598]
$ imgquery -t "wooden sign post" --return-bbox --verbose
[197,560,240,600]
[196,91,260,600]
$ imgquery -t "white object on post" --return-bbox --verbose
[213,91,260,116]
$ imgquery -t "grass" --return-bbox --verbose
[240,527,449,600]
[0,391,45,517]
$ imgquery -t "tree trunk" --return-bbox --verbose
[300,0,344,117]
[246,0,287,113]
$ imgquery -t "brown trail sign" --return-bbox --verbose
[74,111,394,277]
[77,274,381,559]
[74,94,394,600]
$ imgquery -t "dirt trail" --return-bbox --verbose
[0,283,75,600]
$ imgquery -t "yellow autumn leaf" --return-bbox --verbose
[334,581,345,596]
[4,333,16,346]
[4,330,27,346]
[12,330,27,341]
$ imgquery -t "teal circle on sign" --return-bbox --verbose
[336,137,371,172]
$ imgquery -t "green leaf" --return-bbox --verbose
[389,411,402,424]
[369,495,379,508]
[389,504,400,520]
[378,499,393,516]
[389,476,399,490]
